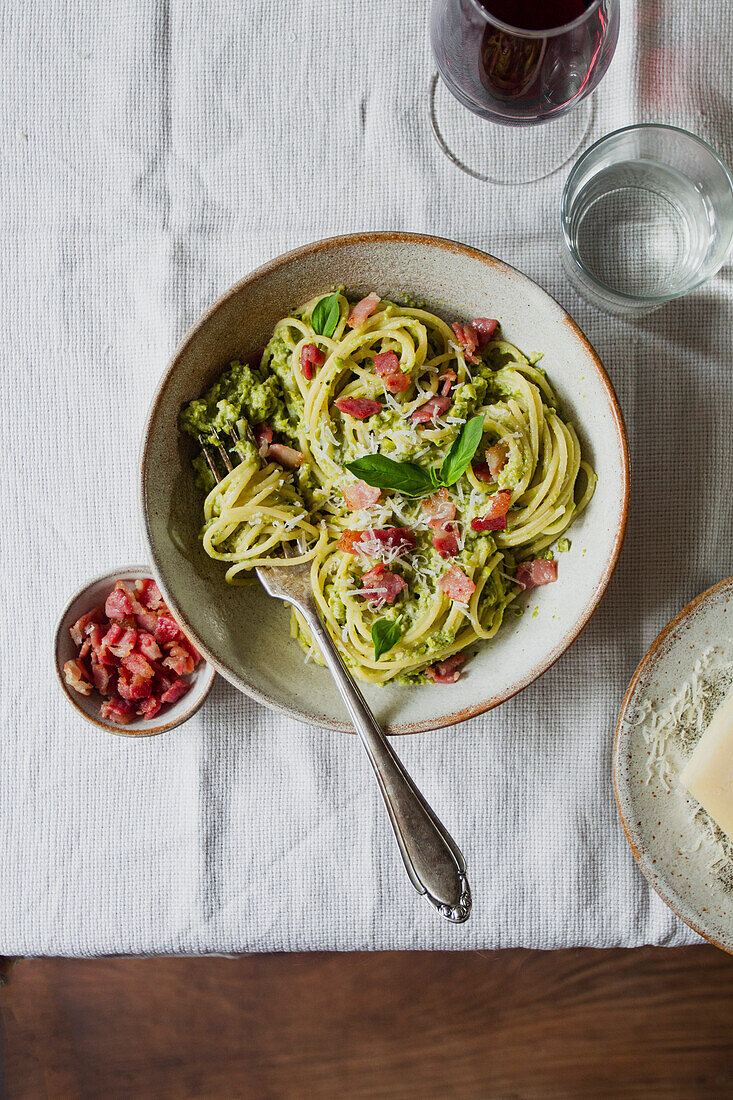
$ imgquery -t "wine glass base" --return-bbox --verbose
[428,72,594,185]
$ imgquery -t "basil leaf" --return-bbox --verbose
[440,415,485,486]
[372,620,402,661]
[311,292,340,338]
[345,455,434,497]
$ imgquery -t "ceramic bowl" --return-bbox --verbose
[614,576,733,954]
[140,232,628,734]
[54,566,216,736]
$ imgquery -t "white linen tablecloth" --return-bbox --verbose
[1,0,731,955]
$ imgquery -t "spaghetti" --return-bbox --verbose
[180,291,595,684]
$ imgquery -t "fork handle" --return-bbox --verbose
[302,603,471,923]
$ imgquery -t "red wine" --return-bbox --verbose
[478,0,590,32]
[432,0,618,126]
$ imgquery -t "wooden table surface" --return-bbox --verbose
[1,946,732,1099]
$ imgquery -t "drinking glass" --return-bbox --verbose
[561,125,733,314]
[430,0,620,184]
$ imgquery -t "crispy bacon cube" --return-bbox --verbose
[63,659,93,696]
[334,397,382,420]
[99,697,136,725]
[342,480,381,512]
[514,559,558,590]
[437,564,476,605]
[160,678,191,704]
[425,653,466,683]
[346,292,380,329]
[471,318,498,350]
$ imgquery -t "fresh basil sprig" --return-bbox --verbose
[345,454,433,497]
[311,292,340,338]
[345,415,485,497]
[372,620,402,660]
[439,415,485,487]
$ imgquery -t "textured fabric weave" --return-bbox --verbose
[1,0,731,954]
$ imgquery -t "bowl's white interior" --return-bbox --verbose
[141,234,627,733]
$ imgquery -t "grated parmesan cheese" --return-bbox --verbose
[636,644,733,885]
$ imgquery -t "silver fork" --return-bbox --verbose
[202,431,471,923]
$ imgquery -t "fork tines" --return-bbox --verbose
[199,428,243,485]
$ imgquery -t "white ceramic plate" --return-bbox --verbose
[614,576,733,953]
[141,232,629,734]
[55,566,216,736]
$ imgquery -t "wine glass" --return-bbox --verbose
[429,0,620,184]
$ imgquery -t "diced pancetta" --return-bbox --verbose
[300,343,325,380]
[160,678,191,704]
[439,369,457,397]
[122,651,155,679]
[410,395,452,424]
[425,653,466,683]
[108,627,137,658]
[342,479,381,511]
[268,443,305,469]
[66,577,203,725]
[117,669,153,702]
[361,563,406,605]
[136,632,162,661]
[180,637,202,668]
[470,514,507,532]
[370,527,417,552]
[422,489,460,557]
[486,441,509,478]
[253,422,273,458]
[437,564,476,604]
[374,351,410,394]
[138,696,162,720]
[135,578,164,610]
[471,318,499,350]
[69,606,104,646]
[152,668,175,697]
[104,587,134,622]
[334,397,382,420]
[421,488,456,531]
[514,559,558,590]
[100,623,123,648]
[346,292,380,329]
[471,490,512,533]
[63,659,93,696]
[472,461,493,483]
[90,656,114,696]
[154,614,181,645]
[342,527,417,558]
[451,322,480,364]
[162,644,195,677]
[115,582,158,632]
[99,697,135,725]
[337,530,363,553]
[432,527,460,558]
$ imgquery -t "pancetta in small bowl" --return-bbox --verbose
[54,566,216,736]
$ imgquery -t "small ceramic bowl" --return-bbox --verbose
[54,566,216,736]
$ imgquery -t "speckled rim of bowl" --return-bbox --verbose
[54,565,216,738]
[613,574,733,955]
[140,230,629,735]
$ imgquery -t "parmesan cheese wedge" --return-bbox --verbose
[681,684,733,840]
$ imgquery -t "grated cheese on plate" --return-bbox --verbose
[636,643,733,886]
